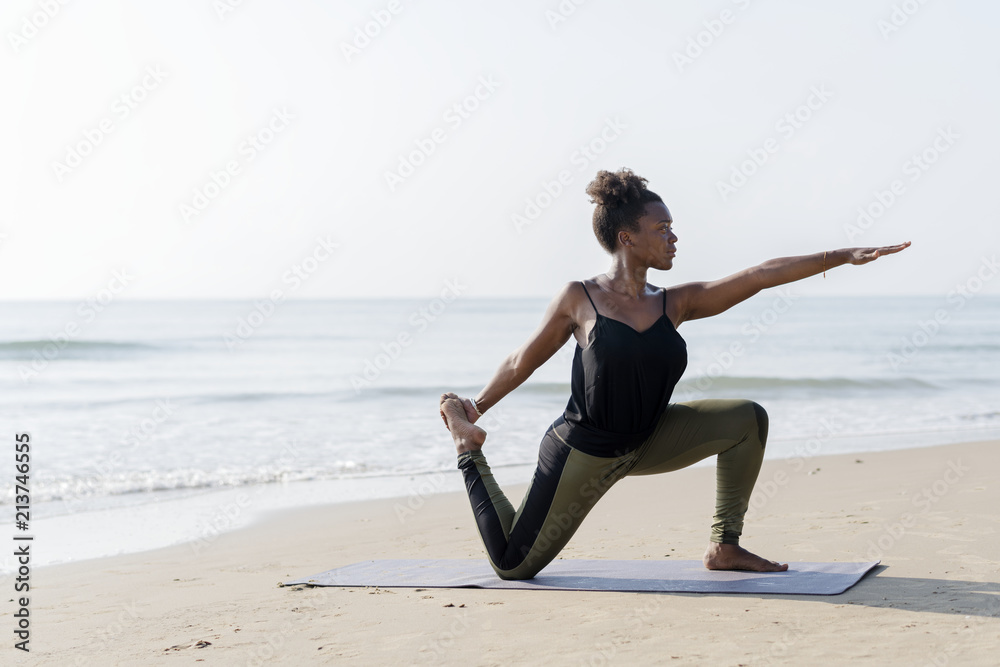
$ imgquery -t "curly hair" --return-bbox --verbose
[585,168,663,254]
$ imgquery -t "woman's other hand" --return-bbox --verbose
[844,241,911,265]
[439,392,480,430]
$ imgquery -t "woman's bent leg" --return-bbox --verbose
[458,428,630,580]
[625,399,769,545]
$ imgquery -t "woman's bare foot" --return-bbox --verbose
[441,397,486,454]
[703,543,789,572]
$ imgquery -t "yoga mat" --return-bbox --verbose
[284,558,881,595]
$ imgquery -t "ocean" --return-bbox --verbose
[2,292,998,570]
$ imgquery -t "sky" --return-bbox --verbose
[2,0,999,300]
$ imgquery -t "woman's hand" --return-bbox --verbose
[439,392,480,431]
[844,241,911,265]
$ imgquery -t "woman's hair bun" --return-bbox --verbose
[585,167,650,208]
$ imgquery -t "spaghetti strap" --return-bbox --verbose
[580,281,598,317]
[661,287,666,316]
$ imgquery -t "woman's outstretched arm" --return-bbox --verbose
[669,242,911,325]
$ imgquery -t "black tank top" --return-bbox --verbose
[550,280,688,457]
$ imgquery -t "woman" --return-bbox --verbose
[438,167,910,581]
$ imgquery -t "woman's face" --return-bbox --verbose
[629,201,677,271]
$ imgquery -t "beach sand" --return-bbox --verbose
[17,438,1000,665]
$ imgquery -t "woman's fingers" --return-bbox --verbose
[853,241,909,263]
[878,241,911,254]
[462,398,480,424]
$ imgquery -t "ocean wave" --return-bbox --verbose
[0,457,543,511]
[4,375,951,412]
[40,389,343,411]
[934,343,1000,352]
[348,383,572,400]
[0,461,453,506]
[958,410,1000,422]
[391,377,939,397]
[674,375,940,393]
[0,339,161,360]
[344,376,942,402]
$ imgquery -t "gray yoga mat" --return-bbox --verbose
[284,558,881,595]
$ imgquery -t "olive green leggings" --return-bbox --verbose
[456,399,769,580]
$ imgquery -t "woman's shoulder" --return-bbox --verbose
[554,279,604,318]
[556,279,594,307]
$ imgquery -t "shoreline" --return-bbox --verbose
[20,435,1000,664]
[12,426,1000,574]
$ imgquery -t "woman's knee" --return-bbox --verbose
[494,560,542,581]
[748,400,768,448]
[497,568,536,581]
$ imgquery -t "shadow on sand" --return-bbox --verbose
[676,566,1000,619]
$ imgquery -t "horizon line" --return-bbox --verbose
[2,293,996,303]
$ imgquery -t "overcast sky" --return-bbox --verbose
[3,0,998,300]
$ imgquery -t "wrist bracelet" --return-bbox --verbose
[470,397,484,417]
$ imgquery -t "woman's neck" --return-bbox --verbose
[601,259,649,300]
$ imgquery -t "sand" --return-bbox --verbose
[13,438,1000,665]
